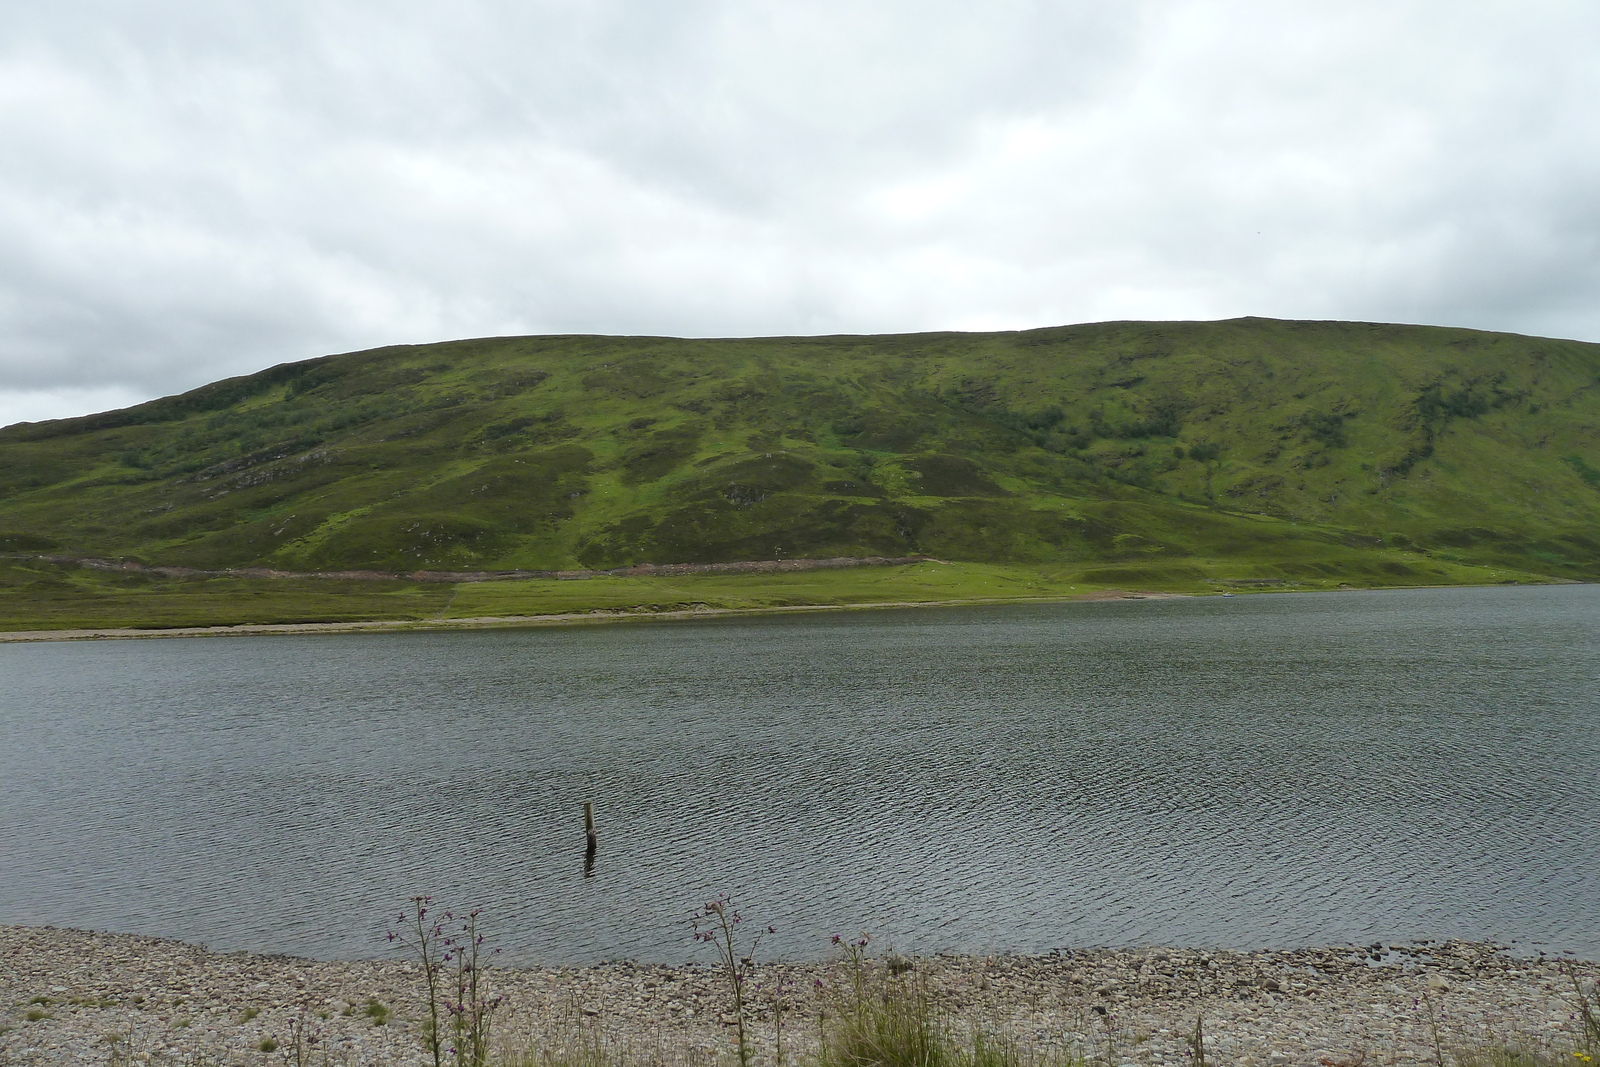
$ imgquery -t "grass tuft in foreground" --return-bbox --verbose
[818,947,977,1067]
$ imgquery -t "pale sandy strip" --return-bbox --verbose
[0,592,1185,643]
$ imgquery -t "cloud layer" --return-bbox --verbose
[3,1,1598,425]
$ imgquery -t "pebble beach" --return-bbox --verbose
[2,925,1594,1066]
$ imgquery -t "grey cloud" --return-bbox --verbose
[2,1,1597,426]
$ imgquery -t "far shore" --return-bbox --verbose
[4,576,1583,644]
[2,924,1594,1066]
[0,589,1190,643]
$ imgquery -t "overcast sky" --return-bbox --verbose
[2,1,1597,427]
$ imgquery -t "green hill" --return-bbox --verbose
[3,317,1598,630]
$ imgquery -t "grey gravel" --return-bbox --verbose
[2,925,1594,1066]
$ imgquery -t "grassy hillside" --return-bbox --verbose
[2,317,1598,628]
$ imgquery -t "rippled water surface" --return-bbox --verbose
[3,585,1599,964]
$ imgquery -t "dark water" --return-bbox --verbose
[2,585,1598,965]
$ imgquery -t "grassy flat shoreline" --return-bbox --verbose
[0,585,1193,642]
[0,556,1563,639]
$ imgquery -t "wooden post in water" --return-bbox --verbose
[583,801,597,876]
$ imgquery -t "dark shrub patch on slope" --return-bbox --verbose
[620,428,701,484]
[291,447,591,569]
[577,496,926,566]
[904,455,1008,497]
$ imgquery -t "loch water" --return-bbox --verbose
[2,584,1598,964]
